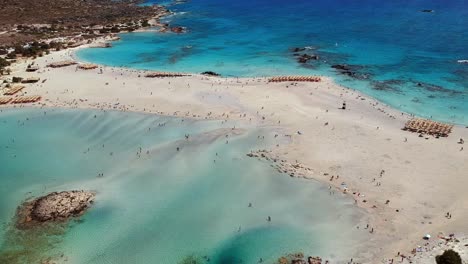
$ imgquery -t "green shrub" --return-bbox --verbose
[142,20,150,27]
[6,52,16,59]
[0,57,10,69]
[436,249,462,264]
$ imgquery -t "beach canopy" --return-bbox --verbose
[3,85,25,95]
[144,72,190,78]
[78,64,98,70]
[403,118,453,137]
[0,97,13,105]
[47,61,77,68]
[11,95,42,104]
[21,77,40,83]
[268,76,321,83]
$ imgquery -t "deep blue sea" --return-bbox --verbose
[77,0,468,125]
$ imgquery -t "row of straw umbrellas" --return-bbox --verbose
[404,118,453,137]
[268,76,321,83]
[145,72,190,78]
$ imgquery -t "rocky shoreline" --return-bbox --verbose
[0,0,169,45]
[16,190,95,229]
[0,0,173,76]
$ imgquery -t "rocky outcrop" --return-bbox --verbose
[16,190,95,228]
[297,54,319,63]
[413,81,460,94]
[331,64,351,71]
[331,64,370,80]
[201,71,221,77]
[290,46,320,64]
[171,26,186,33]
[89,42,112,48]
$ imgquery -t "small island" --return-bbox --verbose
[16,190,95,228]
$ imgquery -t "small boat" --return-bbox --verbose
[420,9,434,13]
[457,60,468,64]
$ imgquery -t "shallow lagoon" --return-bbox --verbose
[0,109,365,263]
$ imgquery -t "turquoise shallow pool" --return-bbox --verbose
[0,108,365,263]
[77,0,468,125]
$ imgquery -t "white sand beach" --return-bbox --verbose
[2,48,468,263]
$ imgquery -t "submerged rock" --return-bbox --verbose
[291,47,306,53]
[16,190,95,228]
[201,71,221,77]
[331,64,352,71]
[331,64,370,80]
[297,54,319,63]
[171,26,186,33]
[371,79,404,92]
[413,81,461,95]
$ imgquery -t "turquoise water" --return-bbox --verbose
[0,108,365,263]
[77,0,468,125]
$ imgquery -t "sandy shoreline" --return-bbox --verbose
[2,47,468,263]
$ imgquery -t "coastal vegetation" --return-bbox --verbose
[0,0,169,63]
[0,57,10,74]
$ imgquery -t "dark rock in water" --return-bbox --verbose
[421,9,434,13]
[412,81,461,95]
[331,64,370,80]
[371,79,404,92]
[201,71,221,77]
[16,190,95,228]
[331,64,352,71]
[297,54,319,63]
[171,26,186,33]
